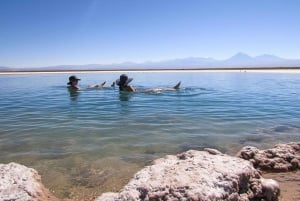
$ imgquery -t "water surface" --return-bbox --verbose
[0,71,299,199]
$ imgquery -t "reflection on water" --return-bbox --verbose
[68,88,80,101]
[118,91,133,101]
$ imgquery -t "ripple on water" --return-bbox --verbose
[0,72,300,199]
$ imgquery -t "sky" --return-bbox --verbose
[0,0,300,67]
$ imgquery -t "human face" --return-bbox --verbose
[71,79,79,86]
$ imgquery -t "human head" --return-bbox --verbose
[116,74,133,86]
[67,75,81,85]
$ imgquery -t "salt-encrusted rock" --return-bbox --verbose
[0,162,59,201]
[260,178,280,201]
[96,150,279,201]
[237,142,300,172]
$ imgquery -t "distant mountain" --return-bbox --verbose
[143,53,300,68]
[221,52,300,67]
[227,52,253,62]
[254,54,283,61]
[138,57,218,68]
[1,53,300,71]
[0,66,10,70]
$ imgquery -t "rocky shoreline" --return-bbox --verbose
[0,142,299,201]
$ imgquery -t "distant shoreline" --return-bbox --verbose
[1,67,300,75]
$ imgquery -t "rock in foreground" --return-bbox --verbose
[96,150,279,201]
[0,162,59,201]
[237,142,300,172]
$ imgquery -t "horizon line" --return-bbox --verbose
[2,52,300,69]
[1,67,300,75]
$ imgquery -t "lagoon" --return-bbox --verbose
[0,71,300,199]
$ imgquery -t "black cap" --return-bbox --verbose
[67,75,81,85]
[116,74,133,86]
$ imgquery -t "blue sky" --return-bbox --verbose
[0,0,299,67]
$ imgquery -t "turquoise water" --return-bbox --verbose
[0,71,300,199]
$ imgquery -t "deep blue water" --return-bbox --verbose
[0,71,300,198]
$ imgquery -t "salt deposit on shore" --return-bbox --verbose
[2,142,299,201]
[96,149,279,201]
[0,163,59,201]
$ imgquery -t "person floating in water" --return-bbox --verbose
[87,81,106,89]
[116,74,181,93]
[67,75,109,90]
[116,74,136,92]
[67,75,81,91]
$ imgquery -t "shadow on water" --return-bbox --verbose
[118,91,133,101]
[238,124,300,150]
[68,88,80,101]
[255,124,300,135]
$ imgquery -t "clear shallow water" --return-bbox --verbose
[0,71,300,199]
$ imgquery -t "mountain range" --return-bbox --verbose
[1,53,300,71]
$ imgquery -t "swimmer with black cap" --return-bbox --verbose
[67,75,81,90]
[116,74,180,93]
[116,74,136,92]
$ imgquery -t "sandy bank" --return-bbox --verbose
[264,171,300,201]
